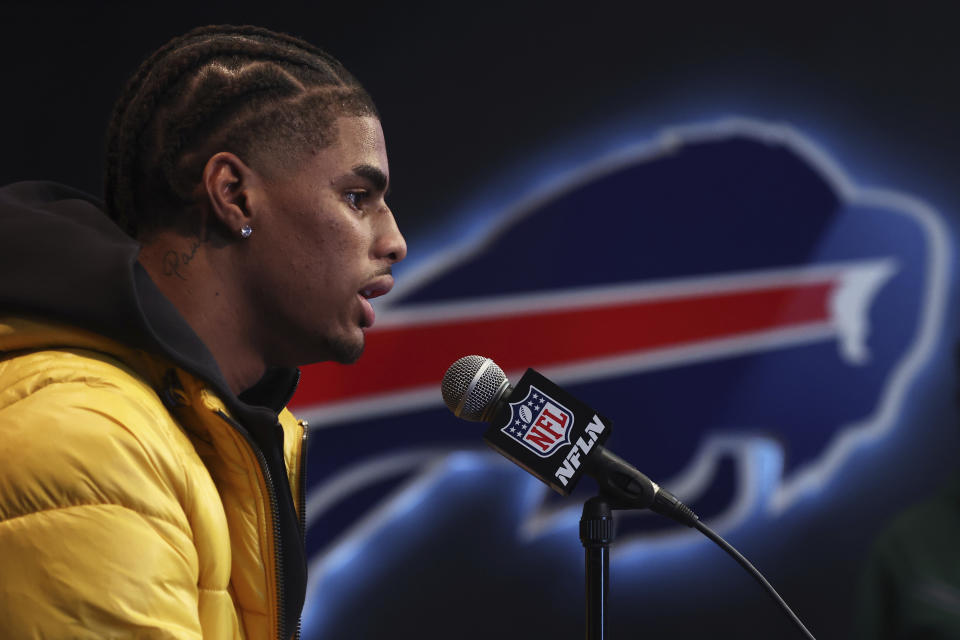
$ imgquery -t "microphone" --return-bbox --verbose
[441,355,698,527]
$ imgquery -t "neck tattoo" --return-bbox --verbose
[162,240,201,281]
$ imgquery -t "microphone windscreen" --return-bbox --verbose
[441,355,508,421]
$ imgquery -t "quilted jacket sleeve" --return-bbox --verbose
[0,353,205,638]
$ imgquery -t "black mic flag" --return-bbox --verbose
[482,367,613,496]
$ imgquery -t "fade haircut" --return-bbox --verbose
[104,24,378,238]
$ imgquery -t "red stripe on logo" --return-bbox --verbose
[291,282,832,408]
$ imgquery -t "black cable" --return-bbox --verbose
[693,519,817,640]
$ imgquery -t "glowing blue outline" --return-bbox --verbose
[302,112,955,637]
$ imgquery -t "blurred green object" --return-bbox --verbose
[856,473,960,639]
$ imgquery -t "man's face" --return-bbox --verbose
[249,115,406,366]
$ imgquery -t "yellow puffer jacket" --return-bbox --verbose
[0,317,307,639]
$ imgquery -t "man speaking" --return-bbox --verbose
[0,25,405,639]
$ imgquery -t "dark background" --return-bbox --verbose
[4,2,960,638]
[5,2,960,243]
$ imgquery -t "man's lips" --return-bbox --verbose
[358,275,395,328]
[359,275,394,300]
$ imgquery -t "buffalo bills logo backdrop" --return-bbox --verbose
[292,118,949,637]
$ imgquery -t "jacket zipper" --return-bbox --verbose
[297,420,309,541]
[217,411,286,640]
[295,420,309,640]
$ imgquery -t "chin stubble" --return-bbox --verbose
[329,334,365,365]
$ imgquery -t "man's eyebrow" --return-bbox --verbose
[352,164,389,194]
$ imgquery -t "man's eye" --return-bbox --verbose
[345,191,368,209]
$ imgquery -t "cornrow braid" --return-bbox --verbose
[104,25,377,237]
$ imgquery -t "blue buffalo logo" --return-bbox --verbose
[503,385,574,457]
[292,118,949,596]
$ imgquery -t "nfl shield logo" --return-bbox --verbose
[502,385,574,457]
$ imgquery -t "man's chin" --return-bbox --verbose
[329,335,365,365]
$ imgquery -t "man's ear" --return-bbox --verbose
[201,152,260,239]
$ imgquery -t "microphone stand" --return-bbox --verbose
[578,448,680,640]
[580,495,615,640]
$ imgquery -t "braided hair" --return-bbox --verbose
[104,25,378,238]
